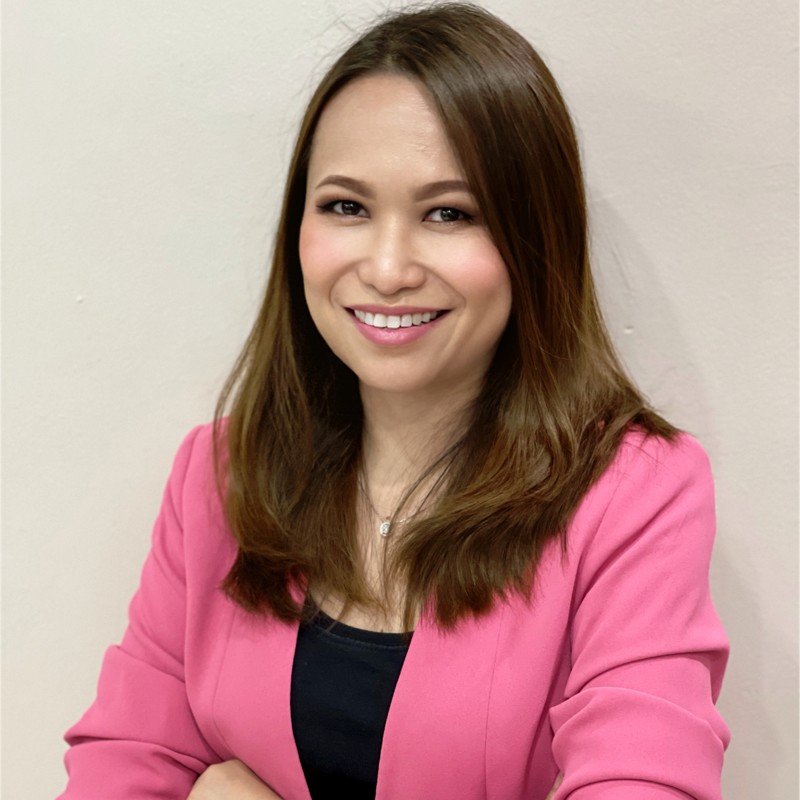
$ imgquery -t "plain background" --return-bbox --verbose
[2,0,798,797]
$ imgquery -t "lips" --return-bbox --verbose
[346,305,450,346]
[352,309,443,329]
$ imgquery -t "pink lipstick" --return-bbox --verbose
[347,306,448,346]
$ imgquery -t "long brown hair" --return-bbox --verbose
[214,2,676,630]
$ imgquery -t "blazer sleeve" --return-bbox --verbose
[58,427,221,799]
[549,434,730,800]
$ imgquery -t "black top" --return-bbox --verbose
[290,610,411,799]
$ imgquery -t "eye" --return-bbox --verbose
[321,200,366,217]
[426,207,472,224]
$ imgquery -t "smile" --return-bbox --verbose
[352,310,444,329]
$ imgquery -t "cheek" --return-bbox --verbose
[298,215,350,291]
[297,216,323,287]
[297,216,358,353]
[458,241,513,352]
[455,239,512,312]
[298,219,339,345]
[297,218,330,336]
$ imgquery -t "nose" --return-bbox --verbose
[356,218,425,296]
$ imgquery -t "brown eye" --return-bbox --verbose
[320,200,366,217]
[339,201,362,216]
[427,207,470,223]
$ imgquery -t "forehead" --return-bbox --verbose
[306,74,463,182]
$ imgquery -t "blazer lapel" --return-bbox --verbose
[214,599,311,800]
[376,604,505,800]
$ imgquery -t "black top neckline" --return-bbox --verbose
[309,607,412,648]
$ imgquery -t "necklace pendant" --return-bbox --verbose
[378,520,392,537]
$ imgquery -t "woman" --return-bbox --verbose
[59,4,729,799]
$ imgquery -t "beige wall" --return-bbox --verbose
[3,0,797,797]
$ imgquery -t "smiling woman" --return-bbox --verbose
[58,3,729,800]
[300,74,512,400]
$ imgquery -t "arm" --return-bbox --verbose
[549,434,730,799]
[59,427,221,799]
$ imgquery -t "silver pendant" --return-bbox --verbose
[379,520,391,537]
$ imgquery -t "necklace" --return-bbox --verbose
[358,473,410,537]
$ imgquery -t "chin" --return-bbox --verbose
[357,370,477,402]
[358,377,434,396]
[351,367,434,395]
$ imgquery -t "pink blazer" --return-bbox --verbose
[59,424,729,799]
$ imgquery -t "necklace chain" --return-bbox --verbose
[358,472,411,538]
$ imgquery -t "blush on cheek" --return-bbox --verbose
[298,217,348,281]
[449,240,511,297]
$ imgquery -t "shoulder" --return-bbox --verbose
[568,429,717,575]
[168,421,219,479]
[158,421,234,565]
[163,421,223,509]
[607,428,711,488]
[583,428,713,518]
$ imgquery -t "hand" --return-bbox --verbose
[544,773,563,800]
[187,759,282,799]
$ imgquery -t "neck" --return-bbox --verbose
[359,383,476,501]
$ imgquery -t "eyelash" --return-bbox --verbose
[318,200,474,225]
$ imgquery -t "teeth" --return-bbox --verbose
[353,310,441,329]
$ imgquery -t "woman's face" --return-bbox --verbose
[299,74,511,403]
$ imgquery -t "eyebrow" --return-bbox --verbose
[313,175,472,201]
